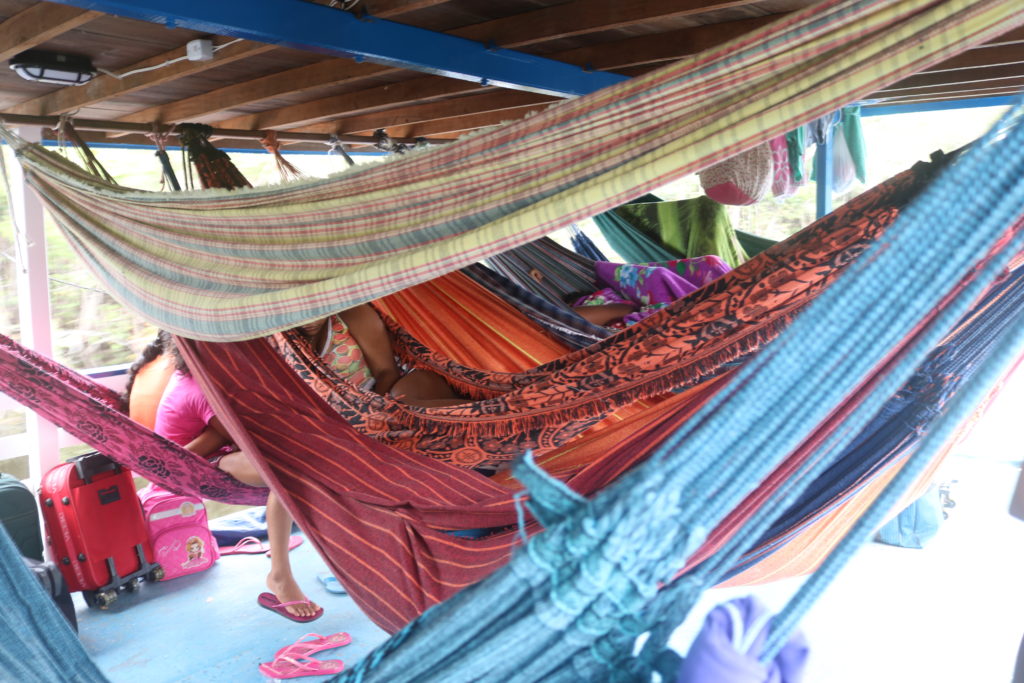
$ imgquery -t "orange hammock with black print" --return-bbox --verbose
[265,157,939,471]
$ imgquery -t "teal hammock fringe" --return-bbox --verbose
[329,98,1024,682]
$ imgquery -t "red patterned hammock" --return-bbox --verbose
[0,335,265,505]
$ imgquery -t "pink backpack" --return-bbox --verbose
[139,484,219,580]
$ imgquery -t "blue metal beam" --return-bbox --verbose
[47,0,626,98]
[814,131,833,219]
[861,95,1017,117]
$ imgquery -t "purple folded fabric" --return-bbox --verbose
[676,596,809,683]
[588,256,731,326]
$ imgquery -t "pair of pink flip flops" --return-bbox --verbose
[258,632,352,679]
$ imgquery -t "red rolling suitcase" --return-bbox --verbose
[39,452,162,608]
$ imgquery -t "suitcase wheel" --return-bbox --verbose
[148,566,165,582]
[125,577,143,593]
[83,589,117,609]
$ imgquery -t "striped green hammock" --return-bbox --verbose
[597,195,750,267]
[0,0,1017,342]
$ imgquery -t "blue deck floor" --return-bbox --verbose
[76,534,389,682]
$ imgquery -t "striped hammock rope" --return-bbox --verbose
[0,0,1018,340]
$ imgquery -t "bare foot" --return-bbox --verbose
[266,573,319,618]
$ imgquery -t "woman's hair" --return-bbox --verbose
[120,330,188,411]
[162,331,189,375]
[561,290,592,306]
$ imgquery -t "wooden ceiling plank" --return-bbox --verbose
[367,0,453,18]
[873,86,1024,106]
[553,15,773,70]
[108,1,1015,137]
[306,90,556,136]
[879,64,1024,92]
[877,76,1024,98]
[201,14,774,133]
[116,59,392,125]
[916,43,1024,75]
[215,76,489,131]
[980,25,1024,48]
[386,104,554,138]
[449,0,763,48]
[7,37,277,117]
[112,5,768,132]
[110,0,507,127]
[0,4,102,63]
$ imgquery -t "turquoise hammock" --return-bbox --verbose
[320,99,1024,682]
[5,97,1024,683]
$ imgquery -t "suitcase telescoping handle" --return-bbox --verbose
[71,452,122,485]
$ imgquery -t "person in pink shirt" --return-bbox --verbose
[152,333,320,622]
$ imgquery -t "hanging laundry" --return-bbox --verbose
[842,105,868,184]
[808,106,868,193]
[770,135,797,198]
[831,126,858,194]
[785,126,807,183]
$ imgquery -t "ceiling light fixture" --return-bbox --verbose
[9,50,96,86]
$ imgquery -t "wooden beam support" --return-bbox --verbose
[0,4,101,63]
[59,128,385,152]
[0,111,441,145]
[7,37,277,117]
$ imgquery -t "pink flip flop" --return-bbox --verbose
[257,592,324,623]
[264,534,304,557]
[274,632,352,659]
[217,536,268,555]
[258,655,343,679]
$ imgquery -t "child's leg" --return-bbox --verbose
[216,453,318,618]
[264,492,318,618]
